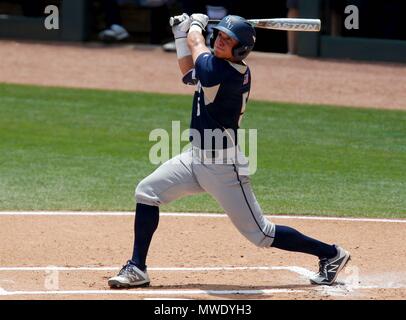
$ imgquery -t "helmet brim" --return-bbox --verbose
[212,25,239,43]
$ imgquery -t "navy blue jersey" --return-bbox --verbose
[189,52,251,150]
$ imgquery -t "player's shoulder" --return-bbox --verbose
[227,60,250,76]
[197,53,250,76]
[194,53,250,86]
[196,52,230,70]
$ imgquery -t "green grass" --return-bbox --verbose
[0,83,405,218]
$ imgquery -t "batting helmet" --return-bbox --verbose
[210,15,256,61]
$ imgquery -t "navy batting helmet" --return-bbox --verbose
[210,15,256,61]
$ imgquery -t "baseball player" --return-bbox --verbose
[108,14,350,288]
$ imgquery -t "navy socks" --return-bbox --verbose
[129,206,336,270]
[272,225,337,259]
[131,203,160,271]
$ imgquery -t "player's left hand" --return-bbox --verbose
[190,13,209,31]
[170,13,191,39]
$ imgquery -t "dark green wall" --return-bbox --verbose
[296,0,406,63]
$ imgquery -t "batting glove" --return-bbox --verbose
[169,13,191,39]
[190,13,209,31]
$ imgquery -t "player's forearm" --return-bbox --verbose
[178,55,194,75]
[187,30,205,49]
[187,29,210,63]
[173,36,194,75]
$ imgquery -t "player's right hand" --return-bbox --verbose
[190,13,209,31]
[169,13,191,39]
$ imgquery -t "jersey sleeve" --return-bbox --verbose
[194,52,226,87]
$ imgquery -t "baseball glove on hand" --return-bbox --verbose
[190,13,209,31]
[170,13,191,39]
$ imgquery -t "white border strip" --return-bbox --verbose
[0,288,304,296]
[0,211,405,223]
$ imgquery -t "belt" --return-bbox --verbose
[191,145,239,164]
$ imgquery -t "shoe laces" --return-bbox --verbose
[118,260,135,276]
[317,258,329,275]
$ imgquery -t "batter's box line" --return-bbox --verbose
[0,265,314,278]
[9,266,403,292]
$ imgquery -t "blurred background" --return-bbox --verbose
[0,0,405,62]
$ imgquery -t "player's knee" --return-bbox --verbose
[244,223,275,248]
[135,179,161,207]
[248,233,275,248]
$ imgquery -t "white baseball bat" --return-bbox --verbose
[241,18,321,32]
[170,17,321,32]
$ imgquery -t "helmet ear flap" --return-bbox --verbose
[210,29,219,48]
[232,44,253,61]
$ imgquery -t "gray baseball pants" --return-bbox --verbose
[135,147,275,247]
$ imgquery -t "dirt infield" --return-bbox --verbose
[0,212,405,300]
[0,40,405,300]
[0,40,405,110]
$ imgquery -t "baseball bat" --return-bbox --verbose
[170,17,321,32]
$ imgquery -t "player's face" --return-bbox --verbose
[214,31,239,61]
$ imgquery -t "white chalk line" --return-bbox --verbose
[1,265,404,297]
[2,265,404,291]
[0,265,314,297]
[0,265,314,276]
[0,211,405,223]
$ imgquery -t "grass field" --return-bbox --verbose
[0,83,405,217]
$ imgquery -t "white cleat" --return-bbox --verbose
[310,245,351,286]
[108,261,150,288]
